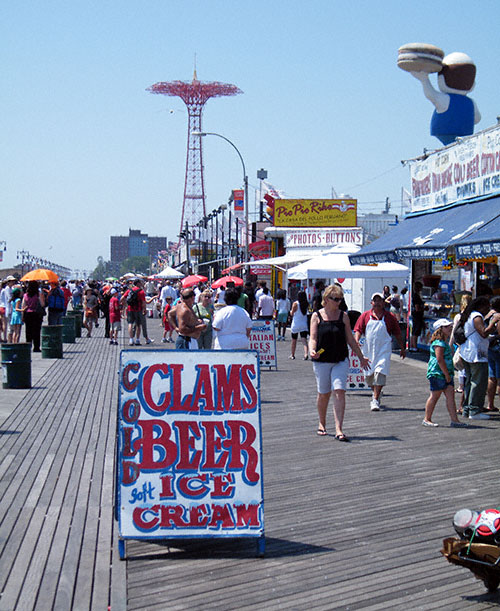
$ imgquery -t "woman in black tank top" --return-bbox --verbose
[309,285,370,441]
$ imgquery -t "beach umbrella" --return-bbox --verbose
[181,274,208,288]
[211,275,244,289]
[105,276,118,282]
[21,268,59,283]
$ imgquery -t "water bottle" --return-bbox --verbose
[453,508,479,539]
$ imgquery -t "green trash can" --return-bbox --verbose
[73,310,83,338]
[62,315,76,344]
[1,343,32,389]
[42,325,63,359]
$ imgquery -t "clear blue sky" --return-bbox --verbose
[2,0,499,273]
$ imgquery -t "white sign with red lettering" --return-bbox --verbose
[249,320,277,369]
[409,124,500,211]
[285,228,363,249]
[117,350,264,542]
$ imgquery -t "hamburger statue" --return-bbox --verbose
[398,43,481,146]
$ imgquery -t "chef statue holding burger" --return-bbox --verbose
[398,43,481,146]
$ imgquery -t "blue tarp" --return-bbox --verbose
[350,196,500,264]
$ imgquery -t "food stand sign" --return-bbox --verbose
[409,123,500,212]
[117,350,264,558]
[273,199,357,227]
[249,320,277,369]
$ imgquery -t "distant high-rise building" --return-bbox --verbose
[110,229,167,267]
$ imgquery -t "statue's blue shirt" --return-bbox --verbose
[431,94,474,145]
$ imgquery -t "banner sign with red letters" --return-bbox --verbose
[117,350,264,553]
[409,124,500,212]
[249,320,277,369]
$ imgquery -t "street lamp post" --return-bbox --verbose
[191,131,249,263]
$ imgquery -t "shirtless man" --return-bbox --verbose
[168,289,206,350]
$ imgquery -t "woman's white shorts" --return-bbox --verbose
[312,359,349,393]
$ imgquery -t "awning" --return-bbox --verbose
[455,217,500,258]
[350,196,500,264]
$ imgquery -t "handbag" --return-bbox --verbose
[452,349,465,371]
[36,298,46,318]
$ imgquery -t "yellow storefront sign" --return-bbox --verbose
[273,199,357,227]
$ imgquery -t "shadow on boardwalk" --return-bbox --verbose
[1,318,500,610]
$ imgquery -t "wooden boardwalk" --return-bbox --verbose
[1,314,500,609]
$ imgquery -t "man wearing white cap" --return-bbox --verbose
[354,293,406,411]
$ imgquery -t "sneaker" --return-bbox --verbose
[146,338,154,344]
[422,420,439,427]
[135,339,141,346]
[288,355,295,360]
[450,421,468,428]
[129,339,134,346]
[109,340,114,344]
[370,399,380,412]
[469,413,490,420]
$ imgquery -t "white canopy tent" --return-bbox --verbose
[288,249,409,312]
[155,266,185,279]
[288,253,409,280]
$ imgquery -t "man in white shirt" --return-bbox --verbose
[160,281,178,310]
[258,287,275,320]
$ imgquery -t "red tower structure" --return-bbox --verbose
[148,72,242,239]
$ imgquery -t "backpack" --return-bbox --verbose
[390,296,401,309]
[126,288,139,307]
[48,287,65,311]
[453,321,467,345]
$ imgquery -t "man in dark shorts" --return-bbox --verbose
[410,281,425,352]
[121,279,146,346]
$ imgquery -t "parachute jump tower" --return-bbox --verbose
[148,72,242,238]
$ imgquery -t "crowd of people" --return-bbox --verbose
[2,270,500,442]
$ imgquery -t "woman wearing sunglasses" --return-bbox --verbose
[310,284,370,441]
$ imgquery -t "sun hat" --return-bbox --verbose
[433,318,453,331]
[5,275,16,281]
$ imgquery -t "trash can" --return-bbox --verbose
[1,343,32,389]
[62,315,76,344]
[72,310,83,338]
[41,325,63,359]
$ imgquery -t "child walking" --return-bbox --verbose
[275,289,290,341]
[8,288,24,344]
[108,289,122,345]
[422,318,467,428]
[162,297,174,343]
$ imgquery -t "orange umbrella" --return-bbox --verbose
[181,274,208,288]
[211,275,244,289]
[21,268,59,283]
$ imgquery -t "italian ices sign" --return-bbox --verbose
[117,350,264,557]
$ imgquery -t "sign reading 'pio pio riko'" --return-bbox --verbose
[273,199,357,227]
[117,350,264,555]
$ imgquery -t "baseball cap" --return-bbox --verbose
[371,292,384,300]
[110,288,117,295]
[433,318,453,331]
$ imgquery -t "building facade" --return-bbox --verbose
[110,229,167,267]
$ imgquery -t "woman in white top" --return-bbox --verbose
[289,291,309,360]
[212,288,253,350]
[458,296,499,419]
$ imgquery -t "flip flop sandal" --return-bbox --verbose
[317,428,327,436]
[335,434,350,442]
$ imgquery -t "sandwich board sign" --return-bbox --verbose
[249,320,277,370]
[116,349,264,558]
